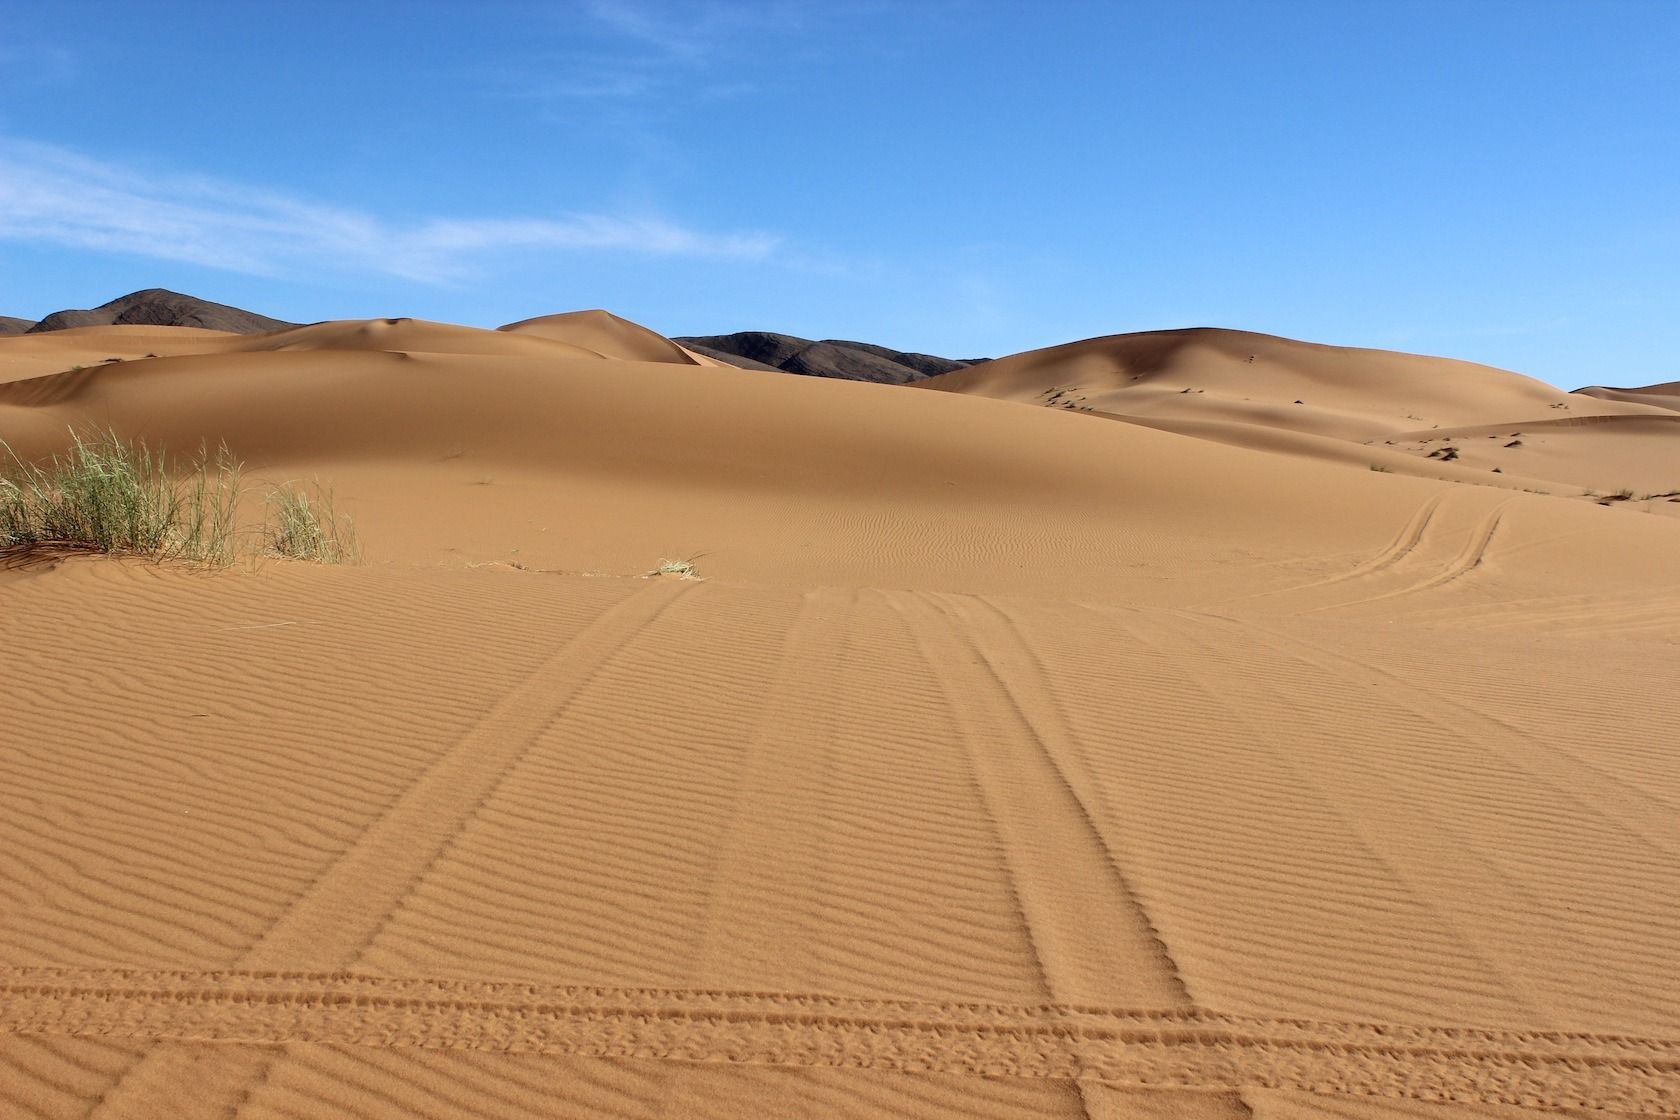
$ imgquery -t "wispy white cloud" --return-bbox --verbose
[0,139,779,282]
[585,0,714,64]
[509,0,825,103]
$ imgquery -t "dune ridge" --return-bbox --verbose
[1575,380,1680,414]
[920,327,1680,507]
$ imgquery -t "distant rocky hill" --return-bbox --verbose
[24,289,295,334]
[5,293,985,381]
[676,331,984,384]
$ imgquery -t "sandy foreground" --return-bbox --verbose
[2,314,1678,1119]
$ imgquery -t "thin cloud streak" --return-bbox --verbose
[585,0,712,63]
[0,139,778,282]
[507,1,825,103]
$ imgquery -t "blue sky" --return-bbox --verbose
[1,1,1675,387]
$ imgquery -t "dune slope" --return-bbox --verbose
[1575,378,1680,414]
[500,309,728,366]
[924,328,1679,501]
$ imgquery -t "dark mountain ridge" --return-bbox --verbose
[676,331,983,384]
[24,289,295,335]
[5,294,981,381]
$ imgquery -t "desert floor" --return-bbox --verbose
[2,315,1678,1118]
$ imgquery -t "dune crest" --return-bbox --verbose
[500,308,722,365]
[923,327,1680,504]
[1575,379,1680,414]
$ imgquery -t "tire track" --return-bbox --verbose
[0,562,629,975]
[682,587,847,992]
[775,588,1057,1006]
[904,593,1244,1120]
[1224,614,1680,860]
[354,583,789,994]
[1307,500,1513,613]
[1140,609,1566,1029]
[1192,493,1449,611]
[886,591,1192,1012]
[1194,612,1680,1031]
[645,586,844,1120]
[241,579,694,969]
[1314,492,1447,587]
[1071,603,1551,1028]
[3,969,1677,1114]
[81,581,694,1117]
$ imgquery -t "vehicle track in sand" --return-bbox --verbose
[1311,492,1447,587]
[3,968,1677,1114]
[1191,492,1446,610]
[1196,494,1529,615]
[1297,499,1513,613]
[886,590,1239,1120]
[1133,608,1680,1037]
[7,573,1680,1117]
[76,581,695,1118]
[241,580,697,968]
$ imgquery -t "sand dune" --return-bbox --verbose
[923,328,1678,503]
[502,309,728,366]
[2,314,1678,1119]
[923,328,1628,434]
[0,325,244,384]
[1575,378,1680,414]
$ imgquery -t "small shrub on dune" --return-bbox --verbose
[0,431,242,564]
[264,483,359,564]
[647,557,700,580]
[1,430,356,566]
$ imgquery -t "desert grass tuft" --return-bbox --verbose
[1,429,355,566]
[264,481,359,564]
[0,430,243,564]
